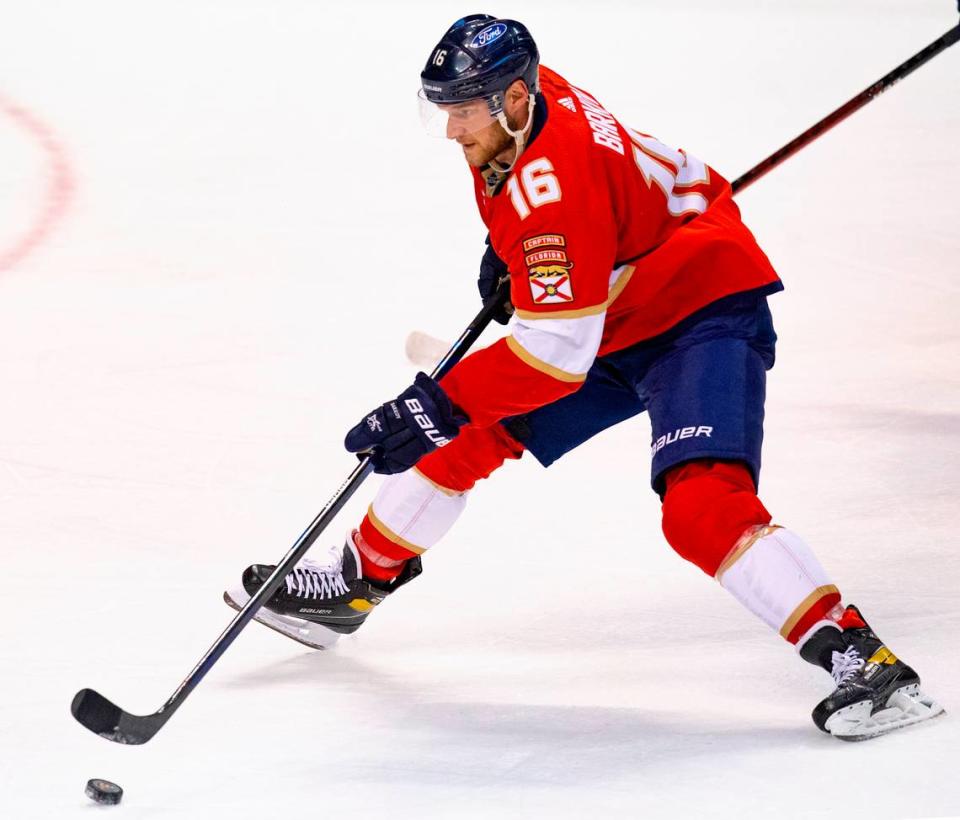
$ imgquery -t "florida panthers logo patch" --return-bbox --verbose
[528,265,574,304]
[523,233,573,304]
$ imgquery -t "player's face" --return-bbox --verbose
[426,99,509,167]
[444,84,530,167]
[440,99,495,138]
[448,116,513,167]
[418,82,529,168]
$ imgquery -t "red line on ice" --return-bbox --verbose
[0,95,74,274]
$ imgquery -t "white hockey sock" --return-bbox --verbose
[716,526,841,643]
[364,467,469,555]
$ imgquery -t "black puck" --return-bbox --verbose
[85,779,123,805]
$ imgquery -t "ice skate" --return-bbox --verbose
[224,531,422,650]
[800,605,944,741]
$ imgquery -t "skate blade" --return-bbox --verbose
[223,588,340,650]
[824,683,945,741]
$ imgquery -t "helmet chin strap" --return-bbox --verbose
[489,94,537,174]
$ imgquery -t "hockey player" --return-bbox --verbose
[227,15,942,740]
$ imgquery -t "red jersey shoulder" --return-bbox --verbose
[475,67,629,232]
[511,66,630,198]
[539,66,629,160]
[494,69,625,230]
[485,76,627,314]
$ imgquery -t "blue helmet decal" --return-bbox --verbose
[469,22,508,49]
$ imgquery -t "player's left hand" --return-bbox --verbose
[478,239,514,325]
[344,373,468,474]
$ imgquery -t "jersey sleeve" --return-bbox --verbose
[440,153,619,428]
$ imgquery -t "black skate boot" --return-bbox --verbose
[223,532,421,649]
[799,604,943,740]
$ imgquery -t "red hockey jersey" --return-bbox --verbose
[441,65,782,428]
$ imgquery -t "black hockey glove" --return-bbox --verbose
[478,237,513,325]
[344,372,468,475]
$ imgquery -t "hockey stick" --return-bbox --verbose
[70,294,507,745]
[732,14,960,194]
[407,13,960,371]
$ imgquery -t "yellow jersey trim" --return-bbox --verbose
[505,335,588,384]
[413,467,462,497]
[514,265,635,321]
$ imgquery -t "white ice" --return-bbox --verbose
[1,1,958,818]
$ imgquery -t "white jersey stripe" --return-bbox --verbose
[506,263,638,380]
[510,310,605,378]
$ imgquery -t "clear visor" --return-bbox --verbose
[417,90,498,139]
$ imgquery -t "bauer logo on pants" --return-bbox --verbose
[651,426,713,455]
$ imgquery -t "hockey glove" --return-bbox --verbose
[478,237,513,325]
[344,372,468,475]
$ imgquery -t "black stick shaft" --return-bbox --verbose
[143,295,507,726]
[732,21,960,194]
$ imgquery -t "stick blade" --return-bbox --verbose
[405,331,450,370]
[71,688,162,745]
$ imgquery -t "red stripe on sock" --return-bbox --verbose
[786,590,843,645]
[357,516,420,582]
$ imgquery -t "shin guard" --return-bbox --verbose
[717,526,841,644]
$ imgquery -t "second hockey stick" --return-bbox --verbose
[732,13,960,194]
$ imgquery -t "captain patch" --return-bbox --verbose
[528,266,574,304]
[523,234,566,253]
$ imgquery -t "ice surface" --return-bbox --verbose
[0,1,958,818]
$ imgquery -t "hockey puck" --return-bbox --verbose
[85,779,123,805]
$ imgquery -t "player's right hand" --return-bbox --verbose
[478,238,513,325]
[343,373,468,475]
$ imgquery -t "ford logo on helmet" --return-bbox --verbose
[469,22,508,49]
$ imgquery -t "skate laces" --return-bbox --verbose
[284,546,349,600]
[830,645,865,686]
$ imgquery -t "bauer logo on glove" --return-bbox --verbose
[403,397,453,447]
[344,373,468,475]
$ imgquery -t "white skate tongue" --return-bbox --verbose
[343,533,362,579]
